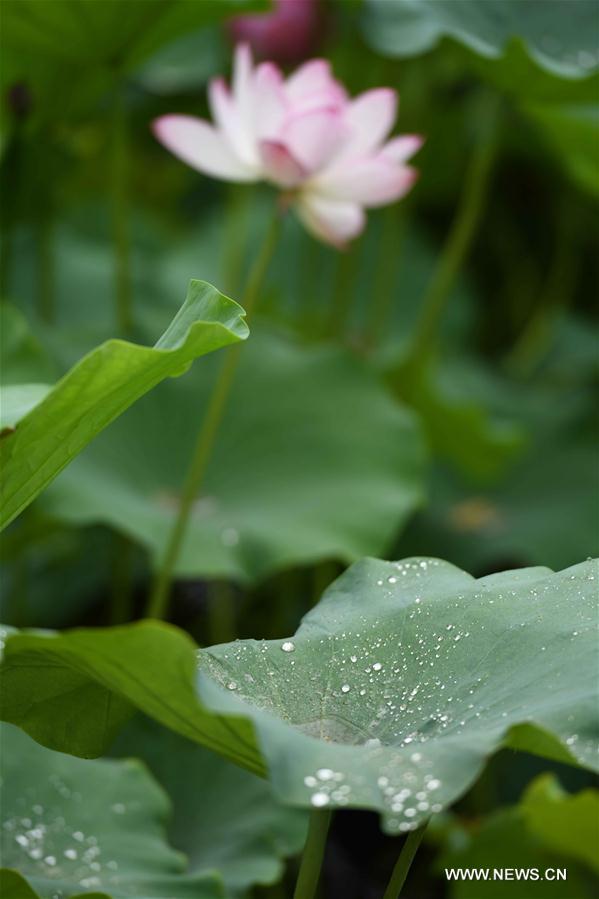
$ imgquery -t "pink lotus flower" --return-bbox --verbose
[153,45,423,248]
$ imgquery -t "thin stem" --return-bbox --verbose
[293,808,332,899]
[406,98,500,365]
[221,184,250,297]
[382,824,427,899]
[146,210,280,619]
[111,85,133,333]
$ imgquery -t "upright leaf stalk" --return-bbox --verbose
[146,211,280,619]
[293,808,332,899]
[382,823,427,899]
[406,97,500,366]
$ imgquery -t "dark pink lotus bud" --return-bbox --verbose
[228,0,322,65]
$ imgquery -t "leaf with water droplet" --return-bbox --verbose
[0,723,224,898]
[0,281,248,531]
[196,557,599,832]
[1,558,597,835]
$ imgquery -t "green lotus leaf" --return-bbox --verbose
[0,282,248,531]
[0,723,224,899]
[392,360,525,482]
[197,557,599,833]
[112,716,308,894]
[41,328,426,582]
[363,0,599,78]
[1,0,265,71]
[521,775,599,874]
[438,775,599,898]
[2,559,596,837]
[0,620,263,773]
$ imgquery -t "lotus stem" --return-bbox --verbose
[293,808,332,899]
[382,823,427,899]
[222,184,250,297]
[406,97,500,366]
[146,209,280,620]
[111,85,133,334]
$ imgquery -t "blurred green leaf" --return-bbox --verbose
[0,0,265,130]
[522,775,599,874]
[0,723,224,898]
[112,716,308,893]
[1,0,262,69]
[469,39,599,103]
[392,360,525,482]
[363,0,599,77]
[0,282,248,531]
[42,327,426,582]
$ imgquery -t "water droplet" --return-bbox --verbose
[281,641,295,653]
[311,792,330,807]
[341,684,350,693]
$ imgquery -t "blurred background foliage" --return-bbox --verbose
[1,1,598,897]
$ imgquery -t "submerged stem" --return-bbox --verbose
[146,211,280,620]
[293,808,332,899]
[382,824,427,899]
[111,85,133,333]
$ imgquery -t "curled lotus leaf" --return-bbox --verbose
[198,557,599,833]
